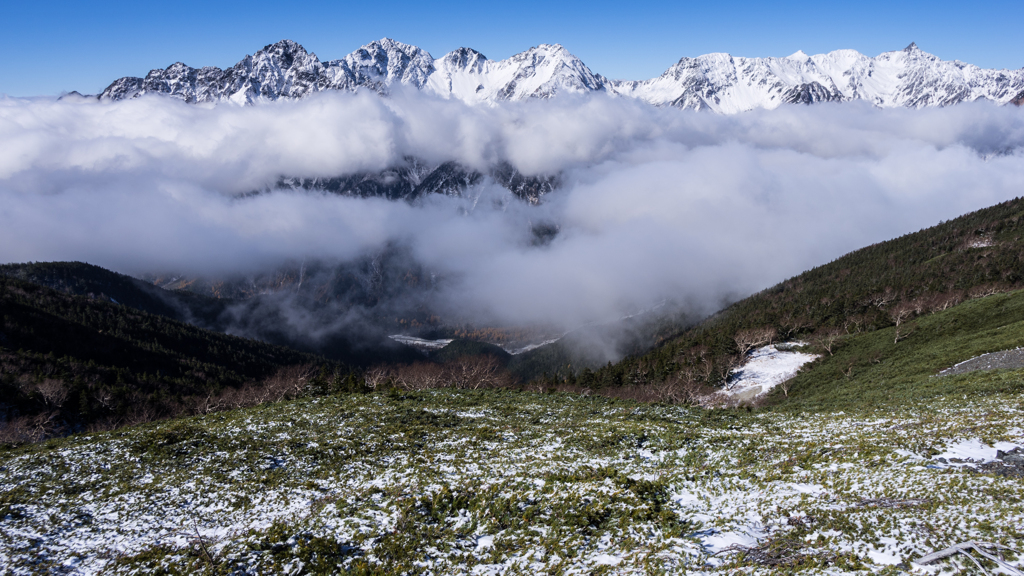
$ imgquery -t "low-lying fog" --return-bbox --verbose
[2,91,1023,349]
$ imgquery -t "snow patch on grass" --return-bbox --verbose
[723,343,820,401]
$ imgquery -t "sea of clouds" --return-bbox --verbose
[2,90,1023,332]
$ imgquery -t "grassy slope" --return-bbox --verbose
[776,288,1024,411]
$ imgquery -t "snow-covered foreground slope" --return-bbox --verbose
[2,389,1022,574]
[96,38,1024,112]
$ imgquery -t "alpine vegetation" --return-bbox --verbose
[1,389,1021,574]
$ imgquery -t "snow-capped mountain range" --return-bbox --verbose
[96,39,1024,113]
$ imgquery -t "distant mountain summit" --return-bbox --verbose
[97,39,1024,113]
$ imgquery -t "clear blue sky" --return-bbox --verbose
[2,0,1021,97]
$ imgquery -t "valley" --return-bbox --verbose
[3,34,1024,572]
[4,197,1024,573]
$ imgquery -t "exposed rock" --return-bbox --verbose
[979,446,1024,477]
[937,348,1024,377]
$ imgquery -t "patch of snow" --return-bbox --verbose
[700,526,766,557]
[783,482,826,496]
[720,342,819,401]
[932,438,1022,466]
[506,338,561,355]
[866,537,904,565]
[388,335,453,350]
[593,553,622,565]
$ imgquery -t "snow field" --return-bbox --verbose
[722,342,820,401]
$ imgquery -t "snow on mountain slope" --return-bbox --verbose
[427,43,607,102]
[608,43,1024,112]
[327,38,436,94]
[98,40,1024,112]
[99,39,438,104]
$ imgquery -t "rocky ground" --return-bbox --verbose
[937,348,1024,377]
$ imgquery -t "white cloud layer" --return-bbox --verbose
[2,92,1023,329]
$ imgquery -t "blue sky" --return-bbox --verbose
[2,0,1021,97]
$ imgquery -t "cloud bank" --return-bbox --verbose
[2,92,1024,334]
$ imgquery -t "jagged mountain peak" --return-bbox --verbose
[257,39,310,56]
[524,43,570,55]
[250,39,320,73]
[439,47,488,69]
[350,37,435,63]
[904,41,919,52]
[502,43,589,70]
[351,37,429,61]
[340,38,436,90]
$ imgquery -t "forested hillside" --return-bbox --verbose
[555,196,1024,395]
[0,276,354,442]
[0,261,226,325]
[0,261,425,368]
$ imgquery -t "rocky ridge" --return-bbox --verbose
[97,40,1024,112]
[271,157,559,204]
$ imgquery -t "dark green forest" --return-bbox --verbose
[0,275,358,442]
[0,261,227,324]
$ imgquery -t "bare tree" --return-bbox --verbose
[189,392,225,415]
[933,290,964,312]
[35,379,68,409]
[843,313,869,335]
[734,327,777,357]
[778,377,795,398]
[664,368,715,405]
[888,302,917,344]
[810,327,843,356]
[447,356,510,390]
[779,312,811,339]
[870,288,898,308]
[698,356,716,384]
[718,354,743,388]
[363,365,393,390]
[31,411,62,441]
[261,364,317,400]
[392,362,446,391]
[968,283,1004,299]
